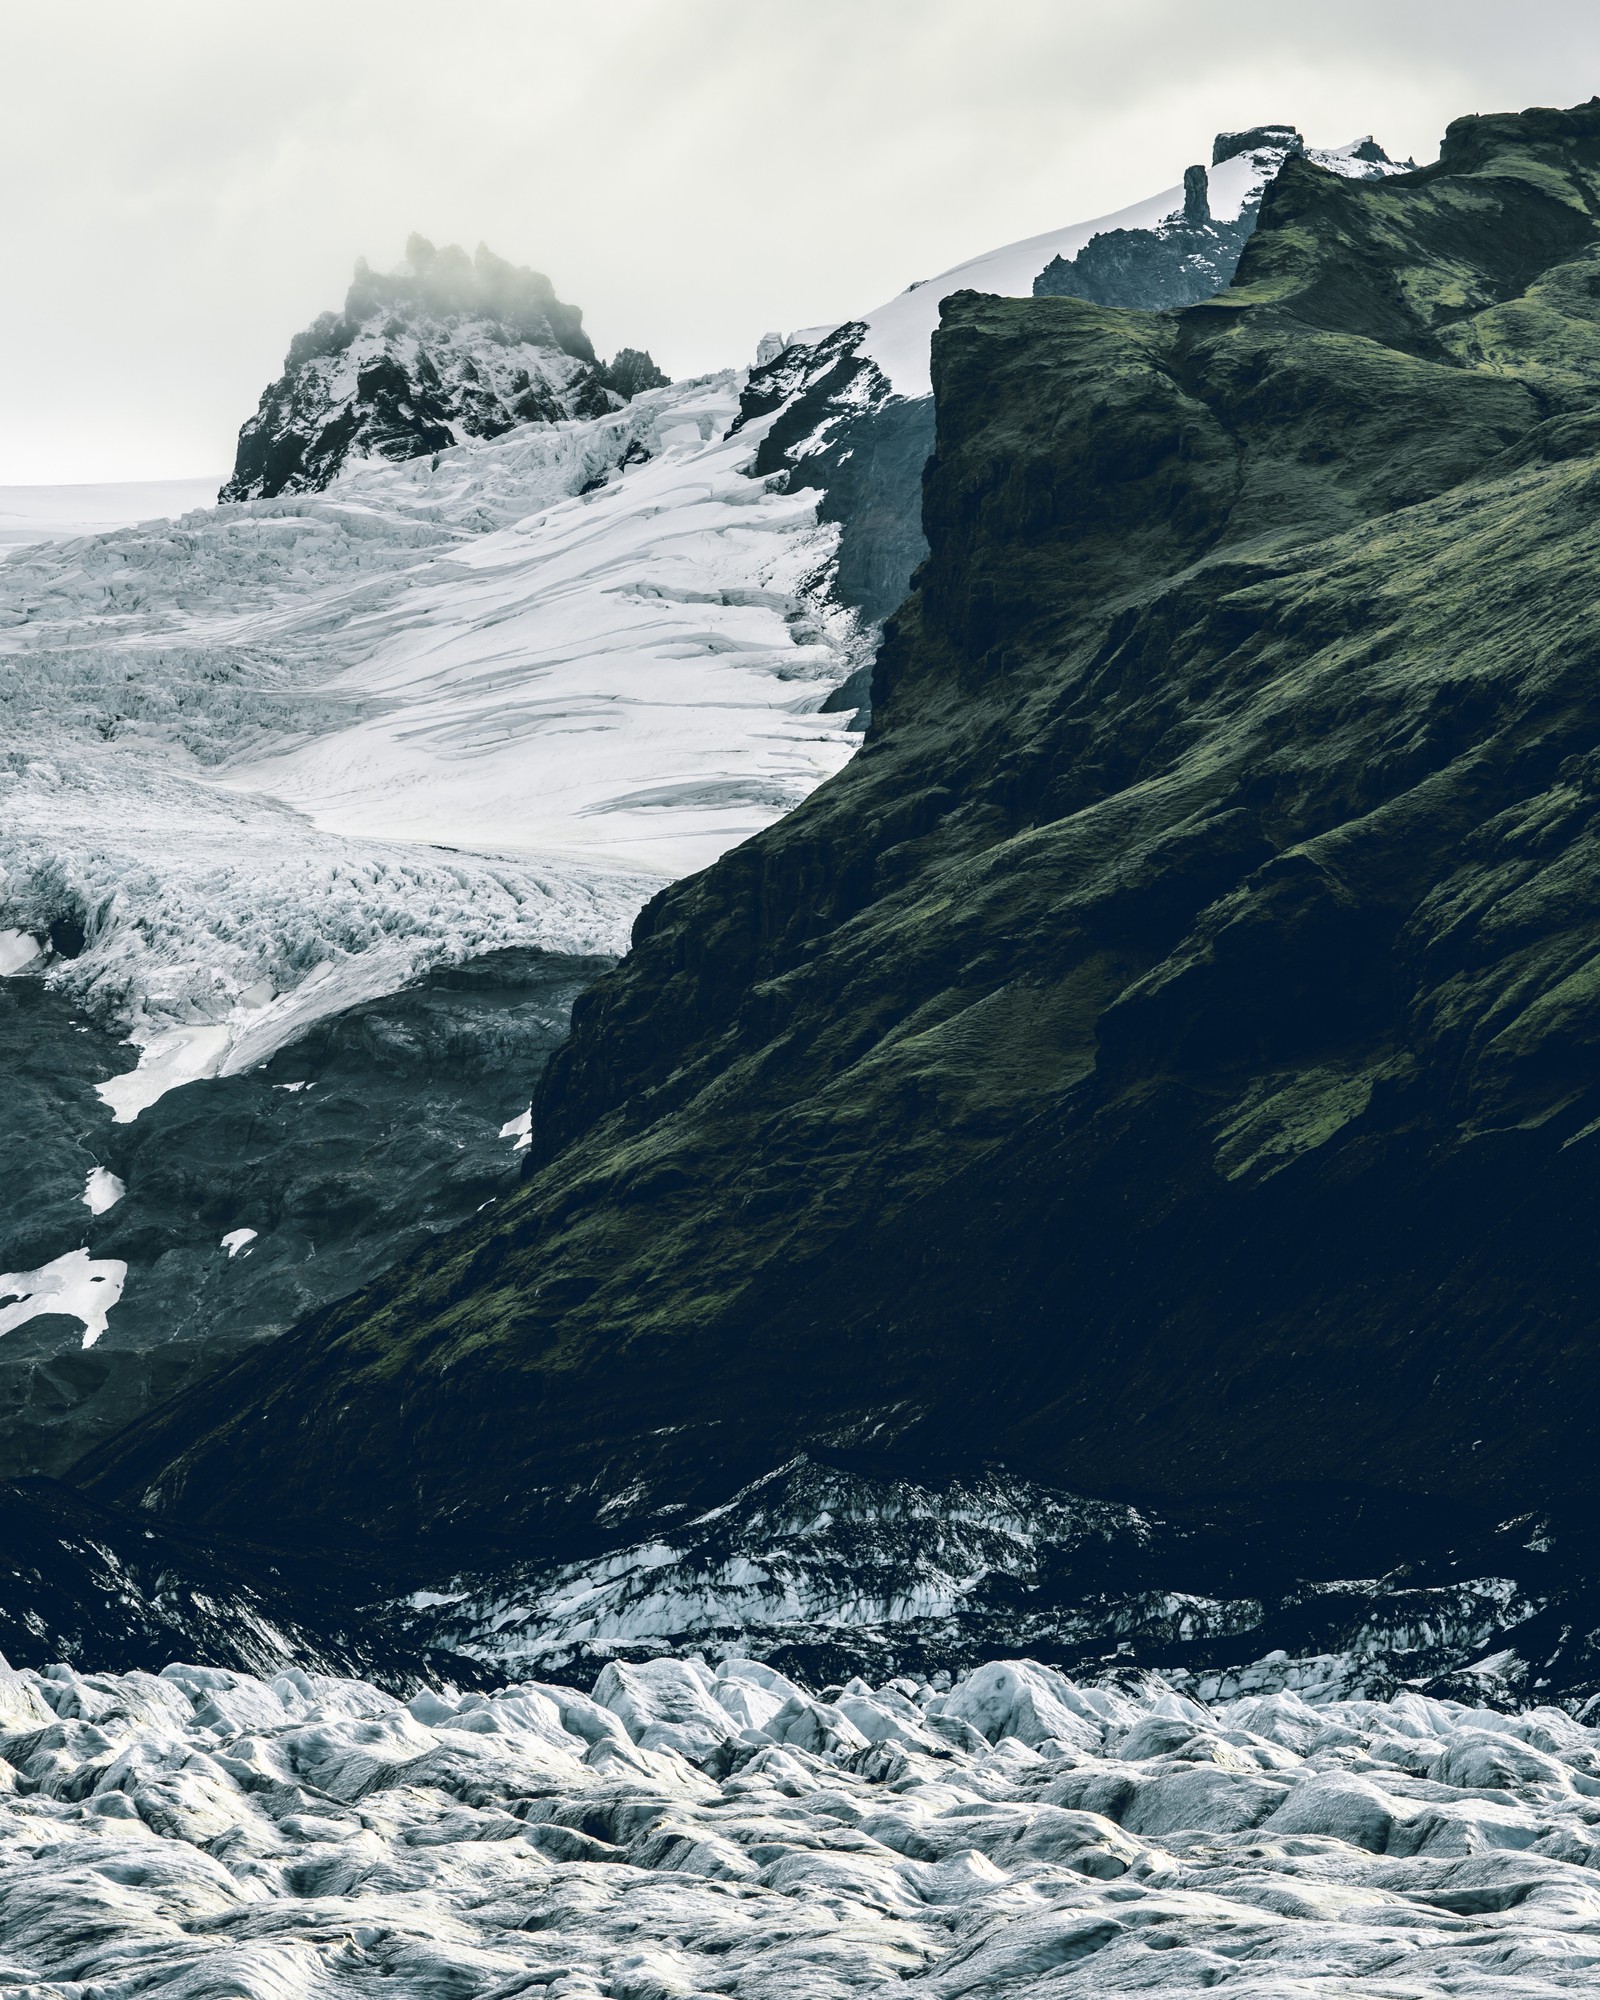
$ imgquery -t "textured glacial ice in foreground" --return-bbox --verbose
[5,1649,1600,1999]
[0,375,862,1116]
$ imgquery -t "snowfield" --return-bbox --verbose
[5,1649,1600,1999]
[0,478,223,549]
[0,376,862,1115]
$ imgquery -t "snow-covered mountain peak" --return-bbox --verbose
[221,236,669,504]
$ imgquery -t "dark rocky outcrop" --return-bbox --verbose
[733,324,938,638]
[1034,130,1403,314]
[221,236,668,502]
[82,103,1600,1645]
[0,951,607,1479]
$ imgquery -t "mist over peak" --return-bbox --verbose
[224,235,667,502]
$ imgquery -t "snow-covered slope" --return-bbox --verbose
[6,1647,1600,2000]
[223,235,667,501]
[0,375,862,1117]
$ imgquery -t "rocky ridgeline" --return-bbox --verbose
[5,1650,1600,1997]
[221,235,668,501]
[731,126,1406,701]
[1033,124,1405,310]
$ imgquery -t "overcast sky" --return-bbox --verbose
[2,0,1596,483]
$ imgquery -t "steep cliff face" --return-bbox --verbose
[220,236,667,501]
[740,129,1406,661]
[86,104,1600,1588]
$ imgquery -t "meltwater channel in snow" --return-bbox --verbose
[0,376,865,1118]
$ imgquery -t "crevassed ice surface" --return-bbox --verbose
[0,376,862,1111]
[6,1650,1600,1998]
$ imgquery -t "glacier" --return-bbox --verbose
[0,374,863,1118]
[5,1646,1600,1999]
[0,477,224,549]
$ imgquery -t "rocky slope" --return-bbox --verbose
[738,126,1407,659]
[0,950,607,1479]
[75,88,1600,1693]
[7,1650,1600,2000]
[220,235,668,501]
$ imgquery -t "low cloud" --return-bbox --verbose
[2,0,1596,479]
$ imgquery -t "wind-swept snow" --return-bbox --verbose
[0,376,861,1111]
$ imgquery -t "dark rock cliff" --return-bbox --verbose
[0,951,608,1481]
[86,103,1600,1593]
[221,236,668,502]
[742,130,1404,694]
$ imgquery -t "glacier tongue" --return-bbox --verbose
[5,1647,1600,2000]
[0,374,863,1110]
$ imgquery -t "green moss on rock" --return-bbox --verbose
[85,98,1600,1561]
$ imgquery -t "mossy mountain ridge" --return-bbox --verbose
[88,101,1600,1582]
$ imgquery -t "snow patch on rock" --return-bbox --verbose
[499,1106,532,1151]
[80,1166,125,1214]
[0,929,44,976]
[0,1248,127,1348]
